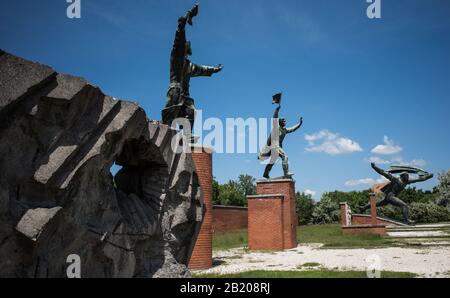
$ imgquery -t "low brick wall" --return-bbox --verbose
[212,206,248,233]
[340,195,387,235]
[342,224,386,235]
[352,214,405,226]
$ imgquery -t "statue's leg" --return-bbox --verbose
[165,84,182,108]
[177,98,196,142]
[263,163,273,179]
[376,197,389,207]
[162,85,182,125]
[184,101,195,133]
[361,195,386,212]
[389,195,411,223]
[280,149,292,177]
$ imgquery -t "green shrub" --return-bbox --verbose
[295,192,315,225]
[311,196,340,224]
[409,202,450,223]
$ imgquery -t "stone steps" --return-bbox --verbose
[385,223,450,246]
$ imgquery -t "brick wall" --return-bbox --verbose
[342,225,386,235]
[212,206,247,233]
[352,215,398,226]
[188,146,213,270]
[247,194,285,250]
[340,194,387,235]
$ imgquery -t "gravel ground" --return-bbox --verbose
[198,244,450,278]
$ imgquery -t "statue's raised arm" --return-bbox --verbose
[408,173,434,184]
[286,117,303,134]
[190,63,223,78]
[371,163,395,181]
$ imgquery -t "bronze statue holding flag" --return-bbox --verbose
[162,4,223,141]
[258,93,303,179]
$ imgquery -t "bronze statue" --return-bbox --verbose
[361,163,434,225]
[162,4,223,140]
[258,94,303,179]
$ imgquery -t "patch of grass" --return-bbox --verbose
[247,259,264,264]
[297,262,321,269]
[213,229,247,251]
[298,224,394,248]
[213,225,397,251]
[194,270,416,278]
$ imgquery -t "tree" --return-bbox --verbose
[437,170,450,209]
[295,192,315,225]
[218,181,246,206]
[323,189,371,213]
[212,174,256,207]
[311,195,340,225]
[237,174,256,197]
[212,177,221,205]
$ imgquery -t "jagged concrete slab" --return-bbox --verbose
[16,207,62,241]
[0,51,204,278]
[0,51,55,112]
[44,73,87,101]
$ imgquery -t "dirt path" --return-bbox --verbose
[198,244,450,278]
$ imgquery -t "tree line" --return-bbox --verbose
[212,170,450,224]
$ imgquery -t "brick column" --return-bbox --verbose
[247,179,297,250]
[247,194,285,250]
[256,179,297,249]
[370,193,377,225]
[340,202,349,226]
[188,146,213,270]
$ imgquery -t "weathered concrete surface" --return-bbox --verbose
[0,50,204,278]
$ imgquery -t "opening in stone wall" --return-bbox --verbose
[112,138,170,234]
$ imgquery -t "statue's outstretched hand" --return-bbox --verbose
[214,64,224,73]
[187,4,199,26]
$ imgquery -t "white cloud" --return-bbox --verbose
[304,189,317,197]
[389,157,427,168]
[304,130,363,155]
[367,156,390,164]
[371,136,403,155]
[345,178,376,187]
[409,159,427,167]
[345,176,388,187]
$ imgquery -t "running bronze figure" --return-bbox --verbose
[361,163,434,225]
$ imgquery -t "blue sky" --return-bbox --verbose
[1,0,449,199]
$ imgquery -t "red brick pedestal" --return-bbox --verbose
[341,193,387,235]
[247,179,297,250]
[188,146,213,270]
